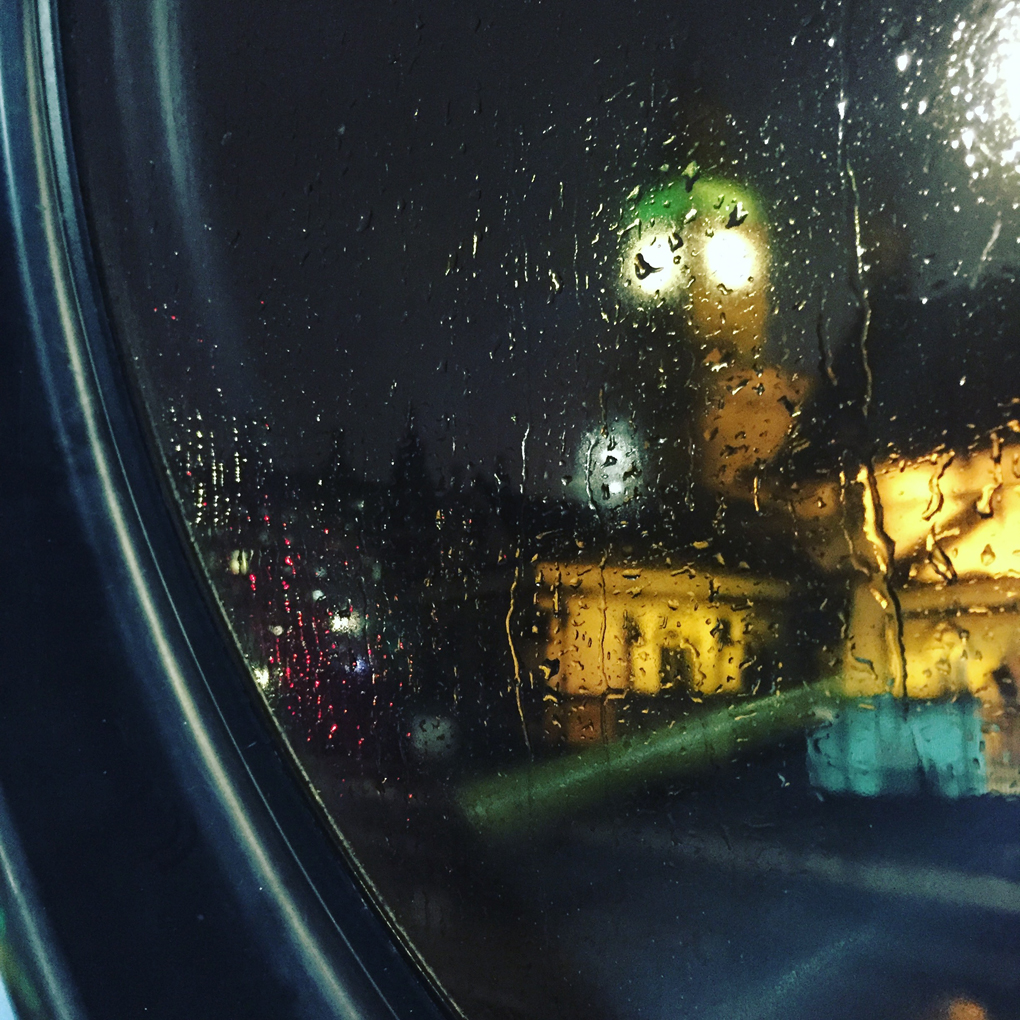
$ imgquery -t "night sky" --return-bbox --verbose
[68,0,1020,485]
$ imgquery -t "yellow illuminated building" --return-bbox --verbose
[532,163,1020,792]
[533,562,790,744]
[782,432,1020,711]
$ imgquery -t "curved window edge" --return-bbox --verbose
[0,2,453,1017]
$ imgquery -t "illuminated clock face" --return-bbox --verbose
[619,175,769,350]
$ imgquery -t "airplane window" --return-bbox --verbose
[57,0,1020,1016]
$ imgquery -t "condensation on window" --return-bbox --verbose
[64,0,1020,1016]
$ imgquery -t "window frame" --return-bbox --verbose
[0,1,451,1016]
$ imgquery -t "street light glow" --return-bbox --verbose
[703,231,759,291]
[570,419,644,508]
[630,234,685,295]
[945,1,1020,173]
[620,176,764,299]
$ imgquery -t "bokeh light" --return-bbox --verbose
[703,230,759,291]
[944,0,1020,176]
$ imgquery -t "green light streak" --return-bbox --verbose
[459,680,843,837]
[628,173,761,231]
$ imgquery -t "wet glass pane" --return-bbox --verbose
[61,0,1020,1016]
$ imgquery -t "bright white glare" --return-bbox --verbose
[945,2,1020,172]
[330,611,362,634]
[703,231,758,290]
[999,14,1020,124]
[253,666,270,688]
[630,234,684,294]
[897,52,912,72]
